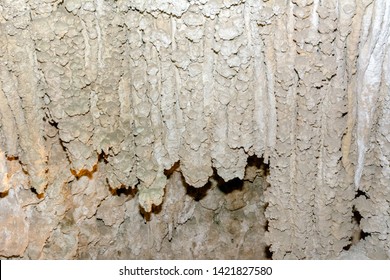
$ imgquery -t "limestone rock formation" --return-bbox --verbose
[0,0,389,259]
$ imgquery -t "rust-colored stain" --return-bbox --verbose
[70,164,98,180]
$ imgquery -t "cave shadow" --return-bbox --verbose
[139,203,163,223]
[184,169,244,201]
[171,155,270,201]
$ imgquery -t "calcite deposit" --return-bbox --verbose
[0,0,389,259]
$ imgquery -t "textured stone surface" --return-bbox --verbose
[0,189,29,257]
[0,0,389,259]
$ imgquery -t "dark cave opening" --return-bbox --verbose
[352,207,371,241]
[218,177,244,194]
[184,170,246,201]
[343,206,371,251]
[353,206,363,225]
[186,181,211,201]
[264,245,273,260]
[246,155,270,176]
[184,154,270,201]
[355,189,369,199]
[111,186,138,197]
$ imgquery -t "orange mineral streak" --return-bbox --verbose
[70,163,98,180]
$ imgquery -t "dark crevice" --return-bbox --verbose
[30,187,44,199]
[294,68,300,81]
[56,135,73,167]
[355,189,369,199]
[264,220,269,232]
[248,155,271,261]
[163,161,180,179]
[58,138,68,153]
[187,168,247,202]
[115,187,138,197]
[139,204,163,223]
[218,177,243,194]
[30,187,38,195]
[185,179,211,201]
[167,155,271,202]
[21,165,29,176]
[45,115,72,166]
[343,229,371,251]
[98,151,109,164]
[343,242,352,251]
[352,206,363,224]
[48,119,59,130]
[6,155,29,177]
[56,0,65,10]
[246,155,270,177]
[352,206,371,242]
[106,176,139,195]
[344,206,369,251]
[264,245,273,260]
[0,190,9,198]
[360,231,371,240]
[6,155,19,161]
[109,185,138,197]
[185,170,244,201]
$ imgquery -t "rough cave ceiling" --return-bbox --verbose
[0,0,389,259]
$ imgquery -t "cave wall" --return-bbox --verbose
[0,0,389,259]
